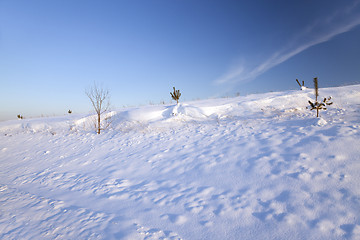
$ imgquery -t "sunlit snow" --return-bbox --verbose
[1,85,360,239]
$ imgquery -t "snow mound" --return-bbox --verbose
[169,103,207,119]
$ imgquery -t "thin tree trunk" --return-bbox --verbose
[97,113,101,134]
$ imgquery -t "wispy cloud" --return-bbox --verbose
[215,1,360,85]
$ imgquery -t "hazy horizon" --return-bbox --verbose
[1,0,360,121]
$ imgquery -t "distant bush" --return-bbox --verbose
[308,77,333,117]
[170,87,181,104]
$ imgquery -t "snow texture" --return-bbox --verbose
[1,85,360,239]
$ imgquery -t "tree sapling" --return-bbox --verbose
[308,77,333,117]
[170,87,181,104]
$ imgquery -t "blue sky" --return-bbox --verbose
[1,0,360,121]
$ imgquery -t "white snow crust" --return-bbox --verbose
[1,85,360,239]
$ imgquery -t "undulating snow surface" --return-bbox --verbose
[1,85,360,239]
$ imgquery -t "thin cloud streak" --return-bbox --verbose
[215,2,360,85]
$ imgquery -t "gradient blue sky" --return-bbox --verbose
[1,0,360,121]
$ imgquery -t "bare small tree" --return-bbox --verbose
[86,83,110,134]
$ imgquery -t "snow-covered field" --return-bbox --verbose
[1,85,360,240]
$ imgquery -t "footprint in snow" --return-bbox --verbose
[134,223,183,239]
[161,214,187,225]
[252,191,291,222]
[199,220,213,227]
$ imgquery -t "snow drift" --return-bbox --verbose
[0,85,360,239]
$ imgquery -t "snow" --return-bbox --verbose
[1,85,360,239]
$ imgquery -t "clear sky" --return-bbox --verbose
[1,0,360,121]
